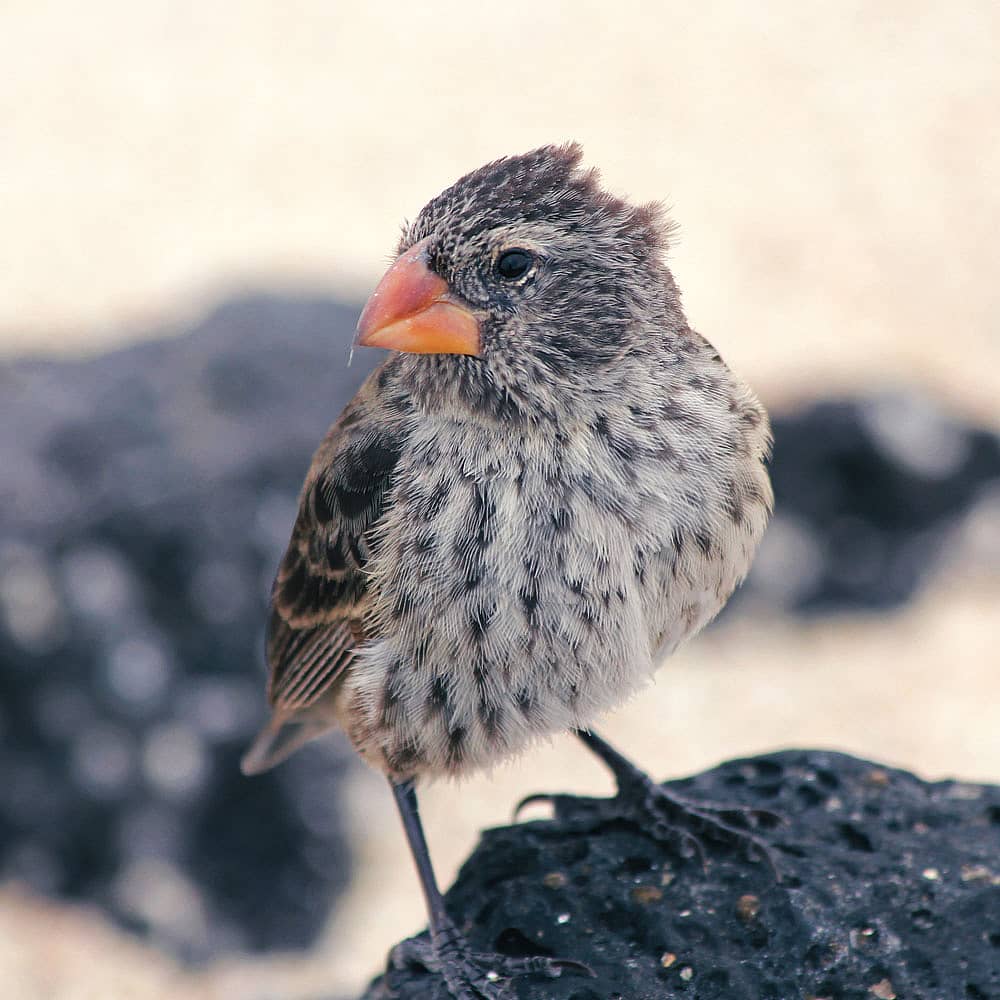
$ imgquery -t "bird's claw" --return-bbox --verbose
[641,790,784,880]
[389,915,592,1000]
[512,791,579,822]
[516,780,782,880]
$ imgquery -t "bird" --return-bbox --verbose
[241,143,774,999]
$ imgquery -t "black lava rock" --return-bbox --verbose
[742,396,1000,614]
[362,751,1000,1000]
[0,295,380,959]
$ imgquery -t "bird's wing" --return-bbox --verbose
[266,381,406,711]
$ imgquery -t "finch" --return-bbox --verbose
[242,144,773,999]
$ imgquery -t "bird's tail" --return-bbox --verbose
[240,711,336,775]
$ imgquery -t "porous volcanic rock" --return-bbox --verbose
[362,750,1000,1000]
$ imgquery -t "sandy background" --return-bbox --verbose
[4,1,1000,423]
[2,1,998,997]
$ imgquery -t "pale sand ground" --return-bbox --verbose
[2,2,998,997]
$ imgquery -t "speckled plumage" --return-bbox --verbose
[243,144,772,783]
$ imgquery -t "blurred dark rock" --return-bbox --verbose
[1,293,998,961]
[741,396,1000,614]
[361,751,1000,1000]
[0,295,379,960]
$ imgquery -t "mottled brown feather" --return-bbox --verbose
[265,386,409,714]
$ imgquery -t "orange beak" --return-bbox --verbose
[354,237,481,356]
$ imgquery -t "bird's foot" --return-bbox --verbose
[517,769,782,880]
[389,914,593,1000]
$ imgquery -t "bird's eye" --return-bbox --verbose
[496,249,534,281]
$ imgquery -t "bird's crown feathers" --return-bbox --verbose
[406,143,674,260]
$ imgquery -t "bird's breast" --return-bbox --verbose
[338,391,770,780]
[338,417,661,779]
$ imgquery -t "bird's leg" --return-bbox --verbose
[517,729,781,879]
[387,778,592,1000]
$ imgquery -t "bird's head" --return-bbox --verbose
[356,144,681,416]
